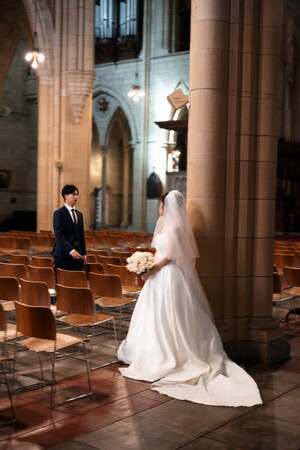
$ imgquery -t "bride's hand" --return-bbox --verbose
[141,266,157,281]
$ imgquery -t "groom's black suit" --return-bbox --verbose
[52,205,86,271]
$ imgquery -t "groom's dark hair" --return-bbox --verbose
[61,184,79,200]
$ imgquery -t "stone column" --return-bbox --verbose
[121,142,131,227]
[100,146,108,228]
[188,0,289,364]
[35,0,95,231]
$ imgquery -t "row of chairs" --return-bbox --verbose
[0,265,140,415]
[273,253,300,274]
[2,230,153,251]
[273,265,300,321]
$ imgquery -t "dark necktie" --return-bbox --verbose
[71,209,77,224]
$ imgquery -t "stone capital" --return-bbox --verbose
[66,70,95,125]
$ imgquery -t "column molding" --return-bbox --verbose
[188,0,289,364]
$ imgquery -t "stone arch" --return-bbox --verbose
[93,84,138,147]
[21,0,54,73]
[102,107,133,227]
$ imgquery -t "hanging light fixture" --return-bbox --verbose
[127,70,145,102]
[25,1,45,69]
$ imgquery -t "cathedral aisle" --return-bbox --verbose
[0,320,299,449]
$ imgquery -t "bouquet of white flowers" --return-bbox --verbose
[126,251,155,275]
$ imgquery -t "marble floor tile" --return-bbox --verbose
[138,398,252,434]
[207,411,300,450]
[58,392,167,433]
[50,443,97,450]
[179,435,244,450]
[75,415,198,450]
[255,387,300,426]
[248,366,300,396]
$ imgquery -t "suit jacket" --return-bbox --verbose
[52,205,86,258]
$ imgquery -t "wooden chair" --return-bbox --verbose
[0,356,15,426]
[27,265,56,296]
[0,303,20,352]
[0,262,27,284]
[273,254,295,275]
[122,232,136,246]
[0,276,20,312]
[112,251,133,265]
[0,236,17,253]
[56,268,88,287]
[88,249,109,257]
[20,278,57,315]
[32,233,51,252]
[283,266,300,292]
[14,301,92,408]
[31,256,54,269]
[136,233,152,246]
[97,256,122,272]
[127,245,149,253]
[89,272,137,322]
[272,272,295,320]
[16,237,31,252]
[85,263,105,277]
[106,263,140,294]
[55,284,117,369]
[109,234,124,248]
[9,254,30,267]
[86,254,97,263]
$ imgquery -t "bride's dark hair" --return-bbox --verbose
[161,192,169,206]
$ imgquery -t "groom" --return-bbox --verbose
[52,184,87,272]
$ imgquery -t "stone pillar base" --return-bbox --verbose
[216,317,290,365]
[224,337,290,365]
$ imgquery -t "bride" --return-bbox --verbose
[117,190,262,407]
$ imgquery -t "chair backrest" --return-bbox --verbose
[20,278,50,307]
[283,266,300,287]
[85,263,105,276]
[0,262,27,283]
[109,235,124,246]
[16,237,31,250]
[273,254,295,274]
[33,234,50,247]
[88,248,109,257]
[92,234,110,245]
[97,256,122,272]
[28,265,56,290]
[106,263,136,286]
[136,233,152,245]
[112,251,133,264]
[56,284,94,316]
[86,254,97,263]
[0,276,20,301]
[89,272,122,298]
[56,269,88,287]
[127,246,149,253]
[0,236,17,249]
[122,232,136,245]
[15,300,55,340]
[31,256,54,268]
[0,303,6,333]
[273,272,281,294]
[9,254,30,266]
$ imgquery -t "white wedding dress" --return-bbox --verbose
[117,233,262,407]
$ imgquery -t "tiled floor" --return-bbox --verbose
[0,319,299,450]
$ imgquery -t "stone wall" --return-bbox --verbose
[0,38,37,230]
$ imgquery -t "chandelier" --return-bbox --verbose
[127,71,145,102]
[25,1,45,69]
